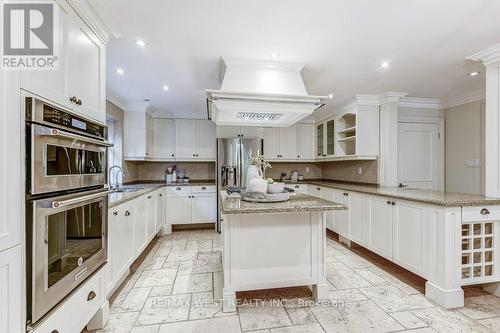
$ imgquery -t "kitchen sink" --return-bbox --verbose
[113,187,144,193]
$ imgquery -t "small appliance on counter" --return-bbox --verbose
[280,172,287,182]
[291,171,299,182]
[165,165,176,183]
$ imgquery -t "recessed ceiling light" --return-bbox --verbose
[271,52,279,59]
[162,85,169,91]
[468,71,480,77]
[116,68,124,75]
[136,39,146,47]
[381,61,390,69]
[328,93,333,99]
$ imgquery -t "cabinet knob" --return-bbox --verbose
[176,187,181,191]
[295,185,299,189]
[76,99,82,106]
[147,195,152,199]
[323,154,326,157]
[51,330,59,333]
[391,202,395,205]
[113,211,118,216]
[125,211,131,216]
[481,208,490,215]
[317,187,321,191]
[87,290,96,301]
[171,154,175,157]
[201,186,206,190]
[297,155,300,158]
[387,201,391,205]
[159,193,162,197]
[69,96,77,103]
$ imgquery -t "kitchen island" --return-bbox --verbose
[219,191,346,312]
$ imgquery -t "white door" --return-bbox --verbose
[153,119,175,159]
[166,196,192,224]
[321,188,335,231]
[134,197,148,254]
[192,194,216,223]
[348,192,366,246]
[398,122,441,190]
[146,194,156,239]
[196,120,216,159]
[296,124,315,160]
[279,125,297,159]
[175,120,196,159]
[66,13,104,123]
[264,128,280,160]
[0,245,23,333]
[367,196,393,259]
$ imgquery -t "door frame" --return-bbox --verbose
[397,116,445,191]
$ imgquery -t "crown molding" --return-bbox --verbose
[379,92,408,104]
[442,89,485,109]
[126,101,151,113]
[106,92,127,111]
[399,97,442,109]
[467,42,500,66]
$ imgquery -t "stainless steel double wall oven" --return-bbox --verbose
[25,95,112,325]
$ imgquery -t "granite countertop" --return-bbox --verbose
[285,180,500,207]
[108,180,216,208]
[219,191,347,215]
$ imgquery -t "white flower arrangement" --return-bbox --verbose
[250,155,272,173]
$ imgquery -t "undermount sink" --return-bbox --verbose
[113,187,144,193]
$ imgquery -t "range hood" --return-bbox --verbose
[206,57,326,127]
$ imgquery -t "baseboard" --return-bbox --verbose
[172,223,215,231]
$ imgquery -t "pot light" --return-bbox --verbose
[381,61,390,69]
[328,93,333,99]
[271,52,279,59]
[136,39,146,47]
[162,85,169,91]
[116,68,124,75]
[468,71,480,77]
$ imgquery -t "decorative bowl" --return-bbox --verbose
[267,182,285,194]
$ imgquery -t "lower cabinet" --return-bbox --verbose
[166,186,216,225]
[0,245,23,333]
[134,196,149,254]
[155,188,166,233]
[333,190,349,238]
[348,191,367,245]
[192,194,216,223]
[290,184,308,194]
[166,195,192,224]
[366,195,393,259]
[146,193,156,241]
[320,187,335,231]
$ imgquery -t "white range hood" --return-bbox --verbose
[206,57,326,127]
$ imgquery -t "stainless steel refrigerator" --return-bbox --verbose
[216,137,263,231]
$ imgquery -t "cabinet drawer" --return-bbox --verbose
[462,206,500,223]
[32,268,105,333]
[289,184,308,194]
[166,186,192,197]
[191,185,216,194]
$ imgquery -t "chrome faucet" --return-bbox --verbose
[109,165,124,190]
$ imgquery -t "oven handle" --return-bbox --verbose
[46,190,113,209]
[38,126,113,147]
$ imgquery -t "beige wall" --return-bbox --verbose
[445,99,485,195]
[132,162,215,182]
[321,160,379,184]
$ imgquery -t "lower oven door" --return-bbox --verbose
[29,189,110,323]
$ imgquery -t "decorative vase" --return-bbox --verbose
[247,178,268,193]
[246,165,263,186]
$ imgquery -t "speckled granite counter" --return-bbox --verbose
[109,180,216,207]
[219,191,346,214]
[286,180,500,207]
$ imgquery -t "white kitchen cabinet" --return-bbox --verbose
[240,126,263,138]
[146,193,156,240]
[166,186,216,225]
[196,120,216,159]
[192,194,216,223]
[290,184,308,194]
[166,188,192,224]
[316,119,335,158]
[366,195,393,260]
[0,245,23,333]
[20,1,106,124]
[134,196,149,254]
[333,190,349,238]
[321,187,335,231]
[217,125,263,138]
[348,191,367,246]
[155,188,166,233]
[264,128,280,160]
[393,200,427,276]
[264,125,297,160]
[308,185,322,198]
[296,124,315,160]
[153,119,175,159]
[175,119,216,160]
[124,112,153,160]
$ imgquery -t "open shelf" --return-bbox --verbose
[337,126,356,135]
[337,135,356,143]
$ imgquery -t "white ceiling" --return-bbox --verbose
[92,0,500,118]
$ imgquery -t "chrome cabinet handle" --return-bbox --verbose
[147,195,152,199]
[125,211,131,216]
[69,96,77,103]
[113,211,118,216]
[43,190,113,209]
[201,187,206,190]
[36,126,113,147]
[316,187,320,191]
[87,290,96,301]
[481,208,490,215]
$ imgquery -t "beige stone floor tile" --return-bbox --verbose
[166,249,198,261]
[138,256,167,271]
[358,284,434,312]
[366,266,421,295]
[172,272,213,294]
[478,316,500,331]
[177,258,222,275]
[198,251,222,261]
[130,325,160,333]
[326,262,371,290]
[154,246,173,257]
[352,267,387,285]
[158,315,241,333]
[286,307,317,325]
[335,254,375,269]
[149,285,173,297]
[389,310,429,329]
[310,300,404,332]
[403,328,437,333]
[188,232,220,241]
[161,238,188,247]
[456,295,500,319]
[411,307,490,333]
[189,291,223,320]
[185,240,212,251]
[96,311,139,332]
[136,294,191,325]
[118,287,152,312]
[134,269,177,288]
[327,289,368,303]
[238,300,293,331]
[270,323,325,333]
[161,261,180,270]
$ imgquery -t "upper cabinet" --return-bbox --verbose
[216,125,263,138]
[264,123,314,161]
[296,124,315,160]
[153,119,175,159]
[316,119,335,159]
[124,112,153,160]
[20,1,106,124]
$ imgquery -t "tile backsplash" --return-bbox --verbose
[321,160,379,184]
[264,162,322,180]
[132,162,216,182]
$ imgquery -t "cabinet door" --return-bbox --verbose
[109,203,134,292]
[296,124,315,160]
[308,185,322,198]
[66,13,105,123]
[124,112,146,159]
[217,125,240,138]
[334,190,349,238]
[196,120,216,159]
[166,196,192,224]
[175,119,196,159]
[0,245,23,333]
[155,189,166,233]
[153,119,175,159]
[348,192,366,245]
[134,197,148,254]
[106,209,116,294]
[192,194,216,223]
[240,126,263,138]
[145,114,154,158]
[321,188,335,231]
[316,123,325,157]
[264,128,280,160]
[367,196,393,260]
[393,200,426,276]
[325,119,335,156]
[279,125,297,160]
[146,193,156,240]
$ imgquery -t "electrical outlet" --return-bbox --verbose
[305,167,310,173]
[357,167,363,175]
[465,159,481,167]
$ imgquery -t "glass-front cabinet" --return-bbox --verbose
[316,119,335,158]
[316,124,324,157]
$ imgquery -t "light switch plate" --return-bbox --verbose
[357,167,363,174]
[305,167,310,173]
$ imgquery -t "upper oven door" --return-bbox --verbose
[30,123,111,195]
